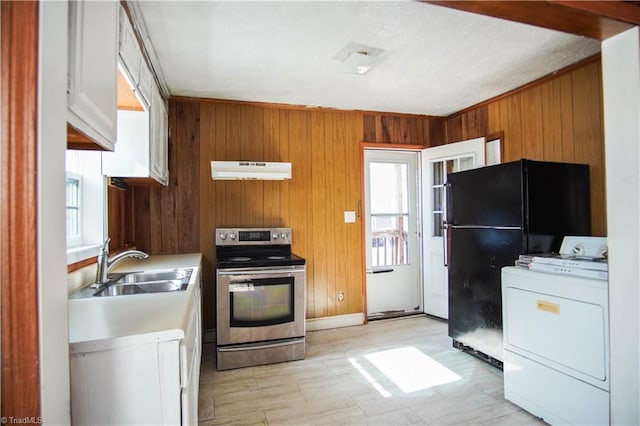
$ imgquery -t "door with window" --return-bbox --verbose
[421,137,485,319]
[364,150,421,319]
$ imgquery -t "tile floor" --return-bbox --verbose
[198,315,543,425]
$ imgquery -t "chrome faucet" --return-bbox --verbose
[94,238,149,286]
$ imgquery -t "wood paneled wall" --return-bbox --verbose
[131,102,201,256]
[363,113,444,146]
[198,104,365,328]
[107,185,135,250]
[443,57,606,236]
[111,57,607,329]
[109,101,435,329]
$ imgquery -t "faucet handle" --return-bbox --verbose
[100,237,111,253]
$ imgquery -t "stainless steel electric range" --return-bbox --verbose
[215,227,306,370]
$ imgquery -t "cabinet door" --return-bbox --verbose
[138,60,154,109]
[68,0,118,151]
[118,5,140,88]
[150,86,169,186]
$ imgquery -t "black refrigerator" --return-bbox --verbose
[446,159,591,365]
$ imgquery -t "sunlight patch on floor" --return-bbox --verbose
[348,357,393,398]
[364,346,462,393]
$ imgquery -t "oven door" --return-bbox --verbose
[216,266,305,346]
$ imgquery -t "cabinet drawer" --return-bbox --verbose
[504,287,607,381]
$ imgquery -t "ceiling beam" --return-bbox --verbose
[424,1,640,40]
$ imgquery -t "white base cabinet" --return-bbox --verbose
[70,286,201,425]
[70,340,182,425]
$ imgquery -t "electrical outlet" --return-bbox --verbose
[337,291,344,302]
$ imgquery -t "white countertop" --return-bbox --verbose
[69,253,202,353]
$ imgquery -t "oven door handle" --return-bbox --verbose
[218,268,304,276]
[217,337,305,352]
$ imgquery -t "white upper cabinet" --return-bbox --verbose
[138,59,154,109]
[67,0,118,151]
[150,85,169,185]
[102,5,169,186]
[118,6,141,90]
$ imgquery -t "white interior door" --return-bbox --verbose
[364,150,421,319]
[421,137,486,319]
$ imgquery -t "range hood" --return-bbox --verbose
[210,161,292,180]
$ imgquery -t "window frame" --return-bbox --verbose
[65,150,106,265]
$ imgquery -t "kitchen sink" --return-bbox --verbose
[70,268,194,299]
[113,269,192,284]
[93,279,187,297]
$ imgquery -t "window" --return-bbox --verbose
[66,172,81,246]
[369,161,410,267]
[65,150,106,264]
[430,155,475,237]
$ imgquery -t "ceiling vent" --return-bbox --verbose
[333,42,385,75]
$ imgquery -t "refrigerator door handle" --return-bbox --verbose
[443,222,449,267]
[448,225,523,230]
[366,268,395,274]
[443,182,451,268]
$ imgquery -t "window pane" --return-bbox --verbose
[369,162,408,214]
[432,186,443,212]
[66,176,80,240]
[370,215,409,267]
[459,155,474,171]
[432,161,443,185]
[446,159,456,175]
[433,212,443,237]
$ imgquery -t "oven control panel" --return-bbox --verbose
[215,227,292,246]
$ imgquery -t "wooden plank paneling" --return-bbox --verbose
[333,113,349,316]
[450,58,606,236]
[132,103,201,252]
[505,93,524,161]
[559,73,576,162]
[262,108,280,225]
[121,56,606,330]
[540,79,564,161]
[521,86,544,159]
[107,185,135,249]
[443,106,488,143]
[1,0,41,417]
[309,111,327,318]
[176,103,200,253]
[199,102,219,329]
[362,113,441,146]
[571,62,606,235]
[349,115,365,314]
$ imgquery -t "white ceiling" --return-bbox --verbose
[137,1,601,117]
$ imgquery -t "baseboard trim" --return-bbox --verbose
[306,313,365,332]
[203,313,366,343]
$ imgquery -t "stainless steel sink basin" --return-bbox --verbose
[94,279,187,297]
[113,269,192,284]
[69,268,194,299]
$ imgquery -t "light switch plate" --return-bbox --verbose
[344,211,356,223]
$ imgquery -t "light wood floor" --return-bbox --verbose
[198,315,543,425]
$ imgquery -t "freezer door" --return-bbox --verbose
[525,160,591,240]
[447,160,524,227]
[448,227,525,361]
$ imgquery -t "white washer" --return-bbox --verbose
[502,266,609,425]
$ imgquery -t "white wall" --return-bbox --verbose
[602,27,640,425]
[38,1,70,423]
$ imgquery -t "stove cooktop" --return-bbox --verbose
[216,253,306,269]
